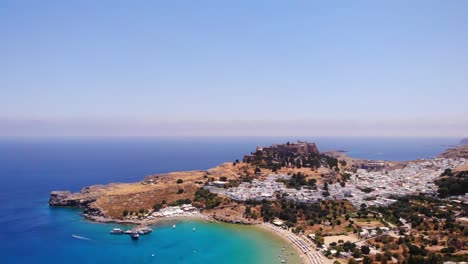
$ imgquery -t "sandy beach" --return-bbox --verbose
[258,223,332,264]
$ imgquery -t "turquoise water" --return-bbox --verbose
[0,137,459,263]
[6,204,299,264]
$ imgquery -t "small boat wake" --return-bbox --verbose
[72,234,92,241]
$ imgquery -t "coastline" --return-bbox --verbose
[257,223,332,264]
[84,210,310,264]
[257,223,310,264]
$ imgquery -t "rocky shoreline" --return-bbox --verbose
[49,190,107,219]
[49,191,91,207]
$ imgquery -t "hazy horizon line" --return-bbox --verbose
[0,117,466,138]
[0,135,465,139]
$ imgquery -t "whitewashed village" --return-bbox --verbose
[221,158,467,208]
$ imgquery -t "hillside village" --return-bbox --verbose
[211,143,468,209]
[219,156,467,208]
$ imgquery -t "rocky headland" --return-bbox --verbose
[460,138,468,145]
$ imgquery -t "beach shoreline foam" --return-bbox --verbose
[258,222,332,264]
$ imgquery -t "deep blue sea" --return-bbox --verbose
[0,137,459,263]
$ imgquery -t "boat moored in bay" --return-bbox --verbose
[110,228,124,234]
[131,232,139,240]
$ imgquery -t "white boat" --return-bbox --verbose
[110,228,124,234]
[136,226,153,234]
[131,232,140,240]
[172,224,176,229]
[192,227,196,232]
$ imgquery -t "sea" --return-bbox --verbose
[0,137,460,264]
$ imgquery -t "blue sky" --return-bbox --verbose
[1,1,467,136]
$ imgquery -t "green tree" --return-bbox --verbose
[194,188,222,209]
[363,256,372,264]
[361,245,370,254]
[245,206,252,216]
[153,203,163,211]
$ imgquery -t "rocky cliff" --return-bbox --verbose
[49,191,96,207]
[49,190,106,220]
